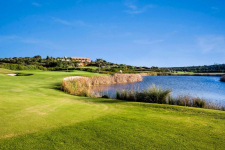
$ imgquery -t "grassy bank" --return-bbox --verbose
[0,70,225,149]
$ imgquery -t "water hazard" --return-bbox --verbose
[94,76,225,105]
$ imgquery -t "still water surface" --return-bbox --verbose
[94,76,225,105]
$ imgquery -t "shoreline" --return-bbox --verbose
[140,72,225,77]
[170,74,224,77]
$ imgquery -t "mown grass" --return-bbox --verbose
[0,70,225,149]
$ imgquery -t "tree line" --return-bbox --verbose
[161,64,225,73]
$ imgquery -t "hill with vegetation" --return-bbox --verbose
[0,56,161,73]
[1,56,225,75]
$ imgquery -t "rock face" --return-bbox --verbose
[220,75,225,82]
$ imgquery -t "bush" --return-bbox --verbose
[0,63,47,71]
[38,66,48,71]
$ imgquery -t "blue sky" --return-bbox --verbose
[0,0,225,67]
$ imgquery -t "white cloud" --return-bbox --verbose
[134,39,164,45]
[197,35,225,53]
[124,2,154,14]
[32,2,41,7]
[52,17,90,27]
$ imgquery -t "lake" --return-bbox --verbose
[94,76,225,106]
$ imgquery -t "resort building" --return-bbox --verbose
[71,57,91,63]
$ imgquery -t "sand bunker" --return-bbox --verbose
[7,74,17,76]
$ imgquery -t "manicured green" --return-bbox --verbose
[0,70,225,150]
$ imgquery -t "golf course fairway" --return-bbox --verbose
[0,69,225,150]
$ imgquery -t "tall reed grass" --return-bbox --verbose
[61,74,142,97]
[139,72,158,76]
[62,77,94,97]
[116,85,225,110]
[90,74,142,85]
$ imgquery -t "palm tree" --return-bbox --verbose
[96,59,103,73]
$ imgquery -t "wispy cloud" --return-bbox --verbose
[211,7,219,13]
[0,35,70,51]
[32,2,41,7]
[197,35,225,53]
[124,2,154,14]
[211,7,219,10]
[52,18,72,26]
[125,2,137,10]
[52,17,90,27]
[0,35,46,44]
[20,39,41,44]
[0,35,19,43]
[76,0,83,3]
[134,39,164,45]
